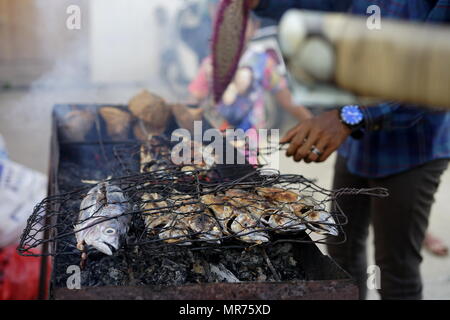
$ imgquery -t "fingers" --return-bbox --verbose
[317,144,338,162]
[305,136,329,163]
[280,124,301,144]
[294,128,319,162]
[286,125,310,158]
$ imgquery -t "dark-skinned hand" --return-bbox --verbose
[280,110,352,163]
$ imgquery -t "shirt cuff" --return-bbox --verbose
[361,105,396,131]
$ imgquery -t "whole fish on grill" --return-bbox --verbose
[142,193,192,245]
[224,189,268,216]
[75,182,131,263]
[230,208,269,244]
[299,209,339,236]
[224,188,275,227]
[158,217,192,245]
[254,187,307,232]
[201,194,234,234]
[172,197,222,243]
[201,194,269,244]
[288,195,338,236]
[256,187,299,203]
[141,193,171,230]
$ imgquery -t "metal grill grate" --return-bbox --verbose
[18,135,388,260]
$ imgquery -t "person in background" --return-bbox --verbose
[188,13,312,134]
[424,232,448,256]
[179,0,219,64]
[249,0,450,299]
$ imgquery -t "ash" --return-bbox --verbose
[53,161,307,288]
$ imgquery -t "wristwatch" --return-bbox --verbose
[339,105,365,139]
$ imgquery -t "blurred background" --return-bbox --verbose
[0,0,449,299]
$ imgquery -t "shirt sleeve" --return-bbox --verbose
[427,0,450,23]
[361,103,429,131]
[254,0,353,21]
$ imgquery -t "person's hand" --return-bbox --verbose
[293,107,313,123]
[280,110,351,163]
[248,0,260,9]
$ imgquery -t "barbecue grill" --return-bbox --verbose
[18,103,388,300]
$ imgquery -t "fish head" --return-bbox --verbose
[305,210,339,236]
[83,217,123,255]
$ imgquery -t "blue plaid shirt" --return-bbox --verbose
[255,0,450,178]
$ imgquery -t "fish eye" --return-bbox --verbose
[104,228,116,235]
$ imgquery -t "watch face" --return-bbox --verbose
[341,105,364,126]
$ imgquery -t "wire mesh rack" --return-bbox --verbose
[18,133,388,259]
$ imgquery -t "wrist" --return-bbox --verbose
[332,109,352,135]
[295,108,313,122]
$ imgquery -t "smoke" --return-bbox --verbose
[0,0,214,172]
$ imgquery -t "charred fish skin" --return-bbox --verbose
[158,217,192,246]
[202,193,270,243]
[141,193,171,231]
[174,200,222,243]
[252,187,306,231]
[184,213,222,243]
[230,209,270,244]
[141,193,195,245]
[267,207,307,232]
[302,210,339,236]
[256,187,299,203]
[224,189,268,216]
[201,194,235,234]
[75,182,130,257]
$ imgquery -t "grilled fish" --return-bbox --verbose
[158,217,192,245]
[141,193,171,230]
[75,182,130,259]
[201,194,235,234]
[230,209,269,244]
[256,187,299,203]
[267,208,306,232]
[224,189,267,215]
[300,210,338,236]
[173,197,222,243]
[142,193,192,245]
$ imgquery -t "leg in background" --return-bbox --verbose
[327,155,372,299]
[370,159,449,300]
